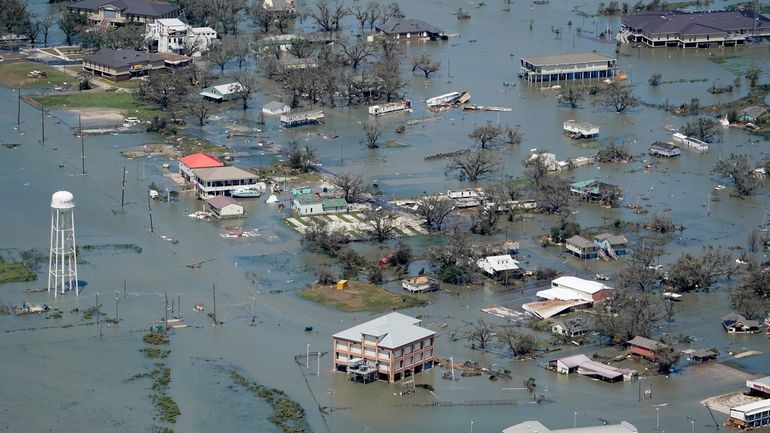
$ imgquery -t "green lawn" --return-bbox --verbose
[0,62,73,89]
[31,92,161,119]
[0,257,36,284]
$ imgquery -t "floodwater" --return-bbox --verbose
[2,1,770,433]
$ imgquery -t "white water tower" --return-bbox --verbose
[48,191,79,297]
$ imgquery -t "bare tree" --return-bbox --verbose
[361,121,384,149]
[208,43,234,73]
[497,327,538,356]
[332,172,367,202]
[469,122,504,149]
[382,2,404,22]
[503,126,523,145]
[668,245,734,292]
[415,195,454,232]
[524,152,550,186]
[340,37,375,69]
[533,176,572,214]
[467,319,495,349]
[747,227,762,252]
[648,73,662,86]
[228,35,251,68]
[615,241,662,292]
[712,153,760,196]
[362,207,398,242]
[249,2,272,33]
[730,261,770,319]
[233,69,259,110]
[58,11,86,46]
[190,101,212,126]
[349,4,369,27]
[599,83,639,113]
[135,70,190,112]
[374,33,401,60]
[211,0,246,35]
[287,141,319,172]
[559,87,585,108]
[373,59,407,102]
[274,10,295,34]
[40,15,54,45]
[445,150,501,182]
[309,0,348,32]
[411,53,440,78]
[365,1,382,30]
[595,288,663,344]
[682,118,721,143]
[595,142,631,163]
[745,66,761,87]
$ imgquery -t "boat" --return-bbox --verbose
[719,115,730,127]
[232,186,262,198]
[13,302,50,315]
[595,273,610,281]
[662,292,682,301]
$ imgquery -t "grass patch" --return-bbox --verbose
[30,91,161,120]
[0,257,36,284]
[335,214,354,223]
[405,226,423,235]
[299,280,426,312]
[252,161,323,184]
[230,370,309,433]
[321,214,334,222]
[394,228,410,237]
[0,62,73,88]
[142,348,171,359]
[384,140,407,148]
[349,213,367,222]
[143,330,170,345]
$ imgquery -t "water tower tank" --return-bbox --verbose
[51,191,75,209]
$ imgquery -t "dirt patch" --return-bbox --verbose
[121,143,178,159]
[701,391,762,415]
[299,280,426,312]
[76,108,126,125]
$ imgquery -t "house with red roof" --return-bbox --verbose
[179,153,223,183]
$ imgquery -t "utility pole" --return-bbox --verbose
[95,292,100,337]
[17,88,21,129]
[317,352,320,376]
[41,105,45,144]
[121,166,127,208]
[115,290,119,322]
[123,278,127,300]
[177,294,181,319]
[212,282,217,325]
[164,291,169,329]
[79,114,86,175]
[147,193,154,234]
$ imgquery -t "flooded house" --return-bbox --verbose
[627,336,669,361]
[621,10,770,48]
[477,255,520,278]
[649,141,681,157]
[722,313,762,334]
[503,420,638,433]
[593,233,628,258]
[727,399,770,430]
[178,152,224,183]
[401,276,439,293]
[738,106,768,124]
[523,277,613,319]
[563,120,600,139]
[200,82,244,102]
[547,354,637,383]
[332,312,436,383]
[68,0,180,26]
[291,194,348,215]
[262,101,290,115]
[82,49,166,81]
[191,166,259,198]
[570,178,621,205]
[368,100,412,116]
[206,196,244,218]
[280,110,324,127]
[565,235,599,259]
[375,18,445,40]
[672,133,709,152]
[519,52,617,84]
[551,317,592,339]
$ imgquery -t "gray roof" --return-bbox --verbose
[83,49,164,68]
[650,141,679,151]
[522,52,615,66]
[332,312,435,349]
[593,233,628,245]
[628,336,669,351]
[263,101,289,111]
[207,195,240,209]
[740,105,768,118]
[503,420,638,433]
[69,0,179,17]
[193,166,257,182]
[722,313,760,327]
[376,18,443,35]
[567,235,595,249]
[622,10,770,35]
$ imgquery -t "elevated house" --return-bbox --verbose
[547,354,637,383]
[332,312,436,383]
[570,178,621,205]
[472,240,520,257]
[207,196,244,218]
[593,233,628,257]
[682,348,717,363]
[68,0,180,26]
[402,276,439,293]
[261,0,295,13]
[722,313,761,334]
[146,18,216,57]
[621,9,770,48]
[566,235,599,259]
[727,399,770,430]
[627,336,669,361]
[519,52,617,84]
[82,49,165,81]
[738,105,768,123]
[551,317,592,339]
[280,110,324,127]
[649,141,681,157]
[477,255,520,278]
[503,420,639,433]
[191,166,259,198]
[375,18,446,40]
[178,152,224,183]
[672,133,709,151]
[200,83,243,102]
[747,376,770,398]
[291,194,349,215]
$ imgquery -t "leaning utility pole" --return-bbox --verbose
[147,193,154,234]
[120,166,127,208]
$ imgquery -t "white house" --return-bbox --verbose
[402,276,438,293]
[477,255,520,276]
[200,82,244,102]
[207,196,244,218]
[292,194,323,215]
[262,101,291,115]
[146,18,216,57]
[536,276,613,303]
